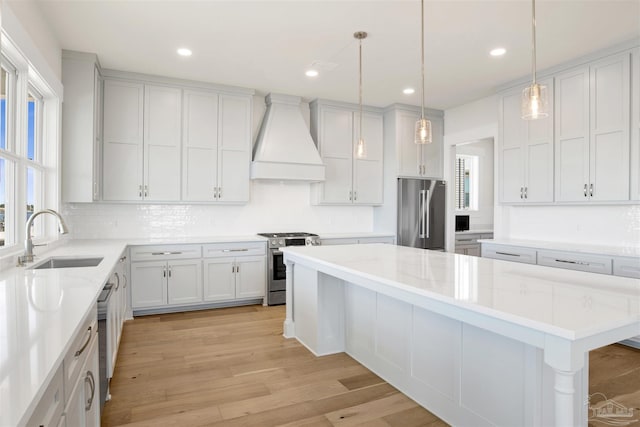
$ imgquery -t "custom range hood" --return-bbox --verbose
[251,93,325,182]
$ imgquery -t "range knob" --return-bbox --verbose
[271,239,278,246]
[278,239,285,246]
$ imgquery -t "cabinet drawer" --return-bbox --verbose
[130,244,202,261]
[613,256,640,278]
[26,363,64,427]
[358,237,395,244]
[481,244,537,264]
[455,233,482,244]
[320,238,359,245]
[64,307,97,403]
[537,250,612,275]
[203,242,266,258]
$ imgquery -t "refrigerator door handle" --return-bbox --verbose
[419,189,426,238]
[425,189,430,239]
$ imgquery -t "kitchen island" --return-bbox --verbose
[281,244,640,427]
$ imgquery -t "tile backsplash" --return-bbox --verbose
[63,181,374,239]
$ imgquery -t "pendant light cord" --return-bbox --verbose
[420,0,425,120]
[531,0,537,85]
[359,37,363,143]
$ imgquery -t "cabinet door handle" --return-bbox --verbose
[524,186,528,199]
[218,187,222,199]
[85,370,96,411]
[353,191,357,201]
[168,266,172,278]
[589,183,593,197]
[123,274,128,289]
[232,265,235,273]
[75,326,92,357]
[349,191,352,201]
[151,251,183,256]
[495,251,521,257]
[520,187,523,199]
[163,267,166,278]
[222,248,249,252]
[584,184,588,197]
[139,184,143,198]
[144,184,148,198]
[114,272,120,291]
[555,259,589,266]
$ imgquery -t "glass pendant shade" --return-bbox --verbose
[414,117,432,144]
[521,83,549,120]
[356,137,366,158]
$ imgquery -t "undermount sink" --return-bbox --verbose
[30,257,104,270]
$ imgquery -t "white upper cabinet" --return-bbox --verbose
[217,94,251,203]
[388,106,444,179]
[555,52,631,202]
[310,100,384,205]
[101,71,253,203]
[354,113,384,204]
[631,48,640,201]
[499,78,554,203]
[144,85,182,201]
[102,79,144,201]
[61,51,102,203]
[182,91,251,203]
[182,90,219,201]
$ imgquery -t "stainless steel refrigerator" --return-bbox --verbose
[397,178,446,250]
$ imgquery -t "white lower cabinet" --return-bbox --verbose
[28,308,100,427]
[131,259,202,308]
[167,259,203,305]
[131,242,266,313]
[203,244,266,302]
[64,335,99,427]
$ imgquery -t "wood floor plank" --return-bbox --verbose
[102,305,640,427]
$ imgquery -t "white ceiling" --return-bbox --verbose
[35,0,640,110]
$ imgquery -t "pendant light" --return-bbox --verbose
[354,31,367,159]
[521,0,549,120]
[415,0,432,144]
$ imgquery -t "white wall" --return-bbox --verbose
[3,1,61,84]
[63,181,373,238]
[444,93,639,248]
[455,138,494,230]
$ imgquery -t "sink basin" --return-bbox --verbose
[30,257,104,269]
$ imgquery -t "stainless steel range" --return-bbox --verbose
[257,232,320,305]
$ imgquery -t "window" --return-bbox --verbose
[0,38,60,255]
[1,67,7,150]
[455,155,479,211]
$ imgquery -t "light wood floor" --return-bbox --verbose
[102,305,640,427]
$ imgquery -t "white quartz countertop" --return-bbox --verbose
[0,240,128,427]
[281,244,640,341]
[479,238,640,258]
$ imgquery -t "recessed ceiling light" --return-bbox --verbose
[177,48,192,57]
[403,88,415,95]
[305,69,319,77]
[490,47,506,57]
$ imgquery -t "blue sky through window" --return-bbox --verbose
[0,99,6,150]
[27,100,35,160]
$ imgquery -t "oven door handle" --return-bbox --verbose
[273,250,283,255]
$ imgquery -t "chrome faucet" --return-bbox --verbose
[18,209,69,266]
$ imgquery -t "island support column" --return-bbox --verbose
[543,335,587,427]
